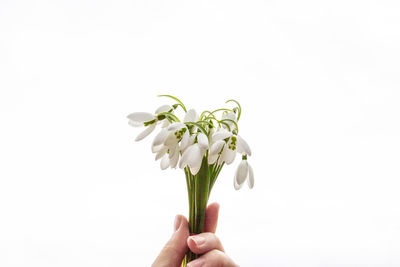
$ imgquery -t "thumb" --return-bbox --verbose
[152,215,189,267]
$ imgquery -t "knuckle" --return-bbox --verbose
[209,234,224,252]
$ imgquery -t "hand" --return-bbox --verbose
[152,202,239,267]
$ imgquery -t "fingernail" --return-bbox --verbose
[187,258,205,267]
[190,236,206,247]
[174,215,182,232]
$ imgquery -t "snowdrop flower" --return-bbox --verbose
[179,130,194,153]
[152,128,169,151]
[151,123,186,170]
[159,146,180,170]
[221,111,238,131]
[236,135,252,156]
[127,105,172,141]
[179,143,203,175]
[234,155,254,190]
[184,108,199,123]
[207,129,251,166]
[208,129,232,164]
[178,132,209,175]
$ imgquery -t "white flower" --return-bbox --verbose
[211,129,232,142]
[179,130,193,153]
[133,121,157,142]
[160,154,170,170]
[208,128,252,166]
[208,129,232,164]
[164,123,187,154]
[179,142,206,175]
[208,140,225,164]
[221,111,237,130]
[197,132,209,150]
[218,136,237,165]
[158,146,180,170]
[155,105,172,114]
[151,121,191,170]
[127,105,172,141]
[151,130,181,170]
[184,109,199,123]
[127,112,154,127]
[152,128,169,150]
[208,131,236,165]
[234,156,254,190]
[236,135,252,156]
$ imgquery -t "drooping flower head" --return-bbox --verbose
[127,95,254,190]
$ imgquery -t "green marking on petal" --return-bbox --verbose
[143,119,156,126]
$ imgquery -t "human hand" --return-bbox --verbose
[152,202,239,267]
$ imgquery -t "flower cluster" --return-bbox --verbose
[127,95,254,190]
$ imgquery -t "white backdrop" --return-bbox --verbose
[1,1,400,266]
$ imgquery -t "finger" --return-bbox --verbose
[151,215,189,267]
[187,232,224,254]
[204,202,220,233]
[186,249,238,267]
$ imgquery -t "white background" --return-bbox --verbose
[1,1,400,266]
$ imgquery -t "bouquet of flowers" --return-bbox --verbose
[127,95,254,265]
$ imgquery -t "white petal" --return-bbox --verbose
[208,127,215,137]
[247,163,254,189]
[180,131,190,152]
[222,111,237,122]
[135,123,156,141]
[160,154,170,170]
[152,144,163,153]
[155,146,168,160]
[128,120,142,127]
[190,164,201,175]
[179,144,195,168]
[127,112,154,123]
[184,109,198,122]
[208,152,219,164]
[217,146,226,165]
[234,173,244,190]
[235,160,248,185]
[236,135,252,156]
[169,149,179,168]
[219,145,236,164]
[197,133,209,150]
[161,119,170,128]
[209,140,225,156]
[169,144,179,159]
[212,130,232,142]
[167,122,185,131]
[155,105,171,114]
[226,150,237,164]
[187,144,203,168]
[226,111,237,122]
[152,128,169,147]
[164,132,178,146]
[189,134,195,144]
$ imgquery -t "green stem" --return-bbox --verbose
[194,156,210,235]
[183,156,211,266]
[183,158,226,266]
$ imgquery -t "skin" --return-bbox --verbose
[152,202,239,267]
